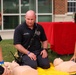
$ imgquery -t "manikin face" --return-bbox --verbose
[25,10,36,28]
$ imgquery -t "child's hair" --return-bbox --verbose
[74,12,76,23]
[0,66,4,74]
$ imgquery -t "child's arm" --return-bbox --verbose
[0,47,3,62]
[70,42,76,62]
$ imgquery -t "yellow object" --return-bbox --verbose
[37,63,76,75]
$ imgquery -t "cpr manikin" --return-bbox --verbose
[53,58,76,73]
[4,61,38,75]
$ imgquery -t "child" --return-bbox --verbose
[0,13,9,75]
[0,12,5,75]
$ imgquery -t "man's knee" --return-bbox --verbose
[41,64,50,69]
[29,63,37,69]
[38,62,50,69]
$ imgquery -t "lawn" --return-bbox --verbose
[0,39,73,62]
[0,39,16,62]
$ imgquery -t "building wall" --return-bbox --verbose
[54,14,74,22]
[0,0,53,39]
[54,0,67,14]
[53,0,73,22]
[0,31,14,39]
[0,0,74,39]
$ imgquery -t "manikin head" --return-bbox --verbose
[4,61,19,70]
[53,58,63,66]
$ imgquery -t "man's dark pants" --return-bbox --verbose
[21,50,50,69]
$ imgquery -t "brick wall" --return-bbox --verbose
[53,0,67,15]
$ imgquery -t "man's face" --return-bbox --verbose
[25,15,36,27]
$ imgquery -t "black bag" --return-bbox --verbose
[15,56,22,65]
[0,36,2,41]
[10,51,22,65]
[0,66,4,74]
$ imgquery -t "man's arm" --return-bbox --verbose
[42,40,48,49]
[14,44,30,55]
[0,47,3,62]
[40,40,48,58]
[14,44,37,60]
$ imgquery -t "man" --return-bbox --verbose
[14,10,50,69]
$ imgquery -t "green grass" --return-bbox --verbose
[0,39,17,62]
[0,39,73,62]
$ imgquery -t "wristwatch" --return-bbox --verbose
[43,48,48,51]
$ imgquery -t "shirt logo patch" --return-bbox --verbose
[35,31,40,36]
[23,32,29,35]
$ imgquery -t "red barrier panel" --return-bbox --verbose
[38,22,76,55]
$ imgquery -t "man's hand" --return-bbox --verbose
[40,50,48,58]
[27,52,37,61]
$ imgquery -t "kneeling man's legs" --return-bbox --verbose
[37,55,50,69]
[22,55,37,69]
